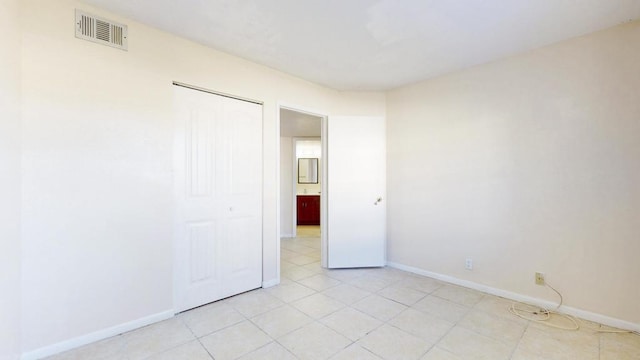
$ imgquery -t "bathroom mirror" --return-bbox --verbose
[298,158,319,184]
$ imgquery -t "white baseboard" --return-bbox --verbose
[21,310,174,360]
[386,261,640,333]
[280,233,293,239]
[262,278,280,288]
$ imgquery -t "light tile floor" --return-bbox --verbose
[48,231,640,360]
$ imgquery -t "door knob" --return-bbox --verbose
[374,197,382,205]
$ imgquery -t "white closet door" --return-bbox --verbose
[220,97,263,297]
[173,86,262,313]
[327,116,386,268]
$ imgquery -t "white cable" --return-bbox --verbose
[509,282,578,331]
[509,281,639,335]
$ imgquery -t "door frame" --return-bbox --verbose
[276,103,328,282]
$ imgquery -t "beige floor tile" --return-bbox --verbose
[472,295,529,325]
[179,301,245,337]
[280,243,299,251]
[146,340,212,360]
[389,308,453,344]
[378,285,427,306]
[331,344,383,360]
[432,285,484,307]
[283,242,316,252]
[511,326,598,360]
[437,326,513,360]
[600,332,640,360]
[510,348,554,360]
[281,249,299,260]
[266,281,316,302]
[282,265,317,281]
[279,322,351,360]
[398,276,443,294]
[295,246,320,255]
[281,242,315,252]
[322,283,371,304]
[238,341,298,360]
[321,307,383,341]
[279,277,295,285]
[295,225,321,238]
[458,309,526,345]
[298,238,321,248]
[226,289,284,318]
[298,274,342,291]
[291,293,345,319]
[347,275,394,293]
[46,335,126,360]
[411,295,470,323]
[250,304,313,338]
[353,294,408,321]
[289,254,319,265]
[281,260,298,270]
[123,318,195,360]
[358,324,432,360]
[368,267,411,282]
[302,261,326,274]
[325,268,370,282]
[200,321,271,360]
[420,347,460,360]
[527,320,600,350]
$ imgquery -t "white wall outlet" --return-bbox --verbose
[535,272,545,285]
[465,258,473,270]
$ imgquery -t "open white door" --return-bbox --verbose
[174,85,262,312]
[327,116,385,268]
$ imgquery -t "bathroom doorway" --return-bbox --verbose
[278,106,327,273]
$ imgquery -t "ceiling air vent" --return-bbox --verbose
[75,10,128,51]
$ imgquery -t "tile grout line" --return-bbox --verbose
[507,317,532,360]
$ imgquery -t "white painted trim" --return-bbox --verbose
[262,278,280,288]
[21,310,174,360]
[387,261,640,333]
[320,116,328,268]
[275,104,282,287]
[290,137,298,238]
[280,233,294,238]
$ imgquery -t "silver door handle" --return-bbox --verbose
[374,197,382,205]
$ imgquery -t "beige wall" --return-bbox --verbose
[0,0,22,359]
[387,21,640,325]
[20,0,385,354]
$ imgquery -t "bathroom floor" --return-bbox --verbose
[48,232,639,359]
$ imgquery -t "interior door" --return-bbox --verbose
[173,85,262,312]
[327,116,386,268]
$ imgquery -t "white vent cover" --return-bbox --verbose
[75,10,128,51]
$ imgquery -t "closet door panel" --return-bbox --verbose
[222,98,263,296]
[174,85,262,312]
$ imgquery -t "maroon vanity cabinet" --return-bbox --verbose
[297,195,320,225]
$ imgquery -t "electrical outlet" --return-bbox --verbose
[535,272,545,285]
[465,258,473,270]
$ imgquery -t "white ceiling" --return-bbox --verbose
[84,0,640,91]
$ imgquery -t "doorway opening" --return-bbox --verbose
[278,106,327,280]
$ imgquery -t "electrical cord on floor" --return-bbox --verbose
[509,282,579,331]
[509,282,640,335]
